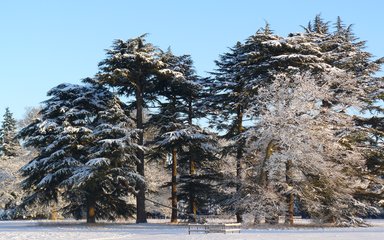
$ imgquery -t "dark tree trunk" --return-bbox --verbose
[285,159,294,225]
[285,193,294,225]
[189,154,197,223]
[135,88,147,223]
[188,100,197,223]
[236,105,243,223]
[171,147,178,223]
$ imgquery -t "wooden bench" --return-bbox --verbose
[188,224,209,234]
[222,223,241,234]
[188,223,241,234]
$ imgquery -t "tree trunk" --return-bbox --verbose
[188,100,197,223]
[87,199,96,224]
[189,155,197,223]
[285,159,294,225]
[236,105,243,223]
[171,147,178,223]
[49,205,58,220]
[285,193,294,225]
[135,88,147,223]
[255,140,274,224]
[260,140,274,186]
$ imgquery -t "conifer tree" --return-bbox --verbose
[208,40,249,223]
[0,108,20,158]
[316,16,384,212]
[86,35,181,223]
[149,50,219,223]
[18,84,143,223]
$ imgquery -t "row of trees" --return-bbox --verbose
[4,15,384,225]
[207,17,384,225]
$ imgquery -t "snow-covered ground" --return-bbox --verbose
[0,219,384,240]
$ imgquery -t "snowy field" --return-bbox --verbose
[0,219,384,240]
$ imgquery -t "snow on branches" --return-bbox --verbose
[241,72,374,225]
[18,83,143,222]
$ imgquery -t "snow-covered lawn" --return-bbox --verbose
[0,219,384,240]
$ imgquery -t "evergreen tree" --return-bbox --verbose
[85,35,161,223]
[0,108,20,158]
[149,50,219,223]
[18,83,143,223]
[353,78,384,208]
[208,40,250,223]
[317,16,384,213]
[85,35,181,223]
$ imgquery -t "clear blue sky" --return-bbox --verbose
[1,0,383,120]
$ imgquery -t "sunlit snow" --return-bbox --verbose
[0,219,383,240]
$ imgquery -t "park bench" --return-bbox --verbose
[188,223,241,234]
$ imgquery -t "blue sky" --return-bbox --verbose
[1,0,383,120]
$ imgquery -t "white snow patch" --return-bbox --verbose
[0,219,383,240]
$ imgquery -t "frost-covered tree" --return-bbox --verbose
[242,73,375,226]
[1,107,43,220]
[0,108,20,158]
[0,155,25,219]
[18,83,143,223]
[18,107,41,129]
[86,35,182,223]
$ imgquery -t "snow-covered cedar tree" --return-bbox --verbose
[241,72,376,226]
[148,49,221,223]
[207,39,256,223]
[85,35,183,223]
[318,16,384,210]
[353,77,384,211]
[152,125,220,222]
[0,108,21,158]
[18,83,144,223]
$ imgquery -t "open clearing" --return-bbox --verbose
[0,219,383,240]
